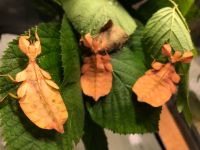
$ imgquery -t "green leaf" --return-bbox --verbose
[127,0,194,23]
[82,112,108,150]
[176,64,189,112]
[176,63,192,125]
[86,27,161,134]
[0,22,62,150]
[60,0,137,35]
[59,15,85,149]
[0,21,84,150]
[142,6,194,62]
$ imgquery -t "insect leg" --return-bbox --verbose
[0,93,19,103]
[0,74,16,82]
[8,93,19,99]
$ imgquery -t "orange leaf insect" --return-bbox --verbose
[132,43,193,107]
[80,20,128,101]
[6,29,68,133]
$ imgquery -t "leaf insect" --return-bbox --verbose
[132,43,193,107]
[1,28,68,133]
[80,20,129,101]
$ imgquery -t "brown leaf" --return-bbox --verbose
[132,62,180,107]
[16,31,68,133]
[81,54,113,101]
[80,20,128,53]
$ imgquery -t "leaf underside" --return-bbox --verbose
[143,7,194,61]
[86,27,161,134]
[61,0,137,35]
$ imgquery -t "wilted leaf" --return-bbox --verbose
[60,0,137,35]
[81,54,112,101]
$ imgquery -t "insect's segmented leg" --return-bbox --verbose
[8,93,19,99]
[35,26,40,41]
[0,74,16,82]
[0,93,19,103]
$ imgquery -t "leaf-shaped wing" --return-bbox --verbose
[132,62,180,107]
[81,54,112,101]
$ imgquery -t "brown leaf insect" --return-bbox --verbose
[132,43,193,107]
[80,20,128,101]
[1,28,68,133]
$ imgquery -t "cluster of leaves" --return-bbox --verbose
[0,0,195,149]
